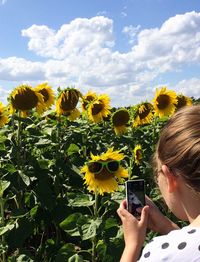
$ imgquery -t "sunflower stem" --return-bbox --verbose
[92,190,99,262]
[0,198,6,262]
[56,116,62,154]
[128,152,134,180]
[94,190,98,219]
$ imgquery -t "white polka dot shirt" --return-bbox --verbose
[138,226,200,261]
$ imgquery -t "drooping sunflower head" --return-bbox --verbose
[80,148,128,195]
[81,90,98,111]
[111,108,130,135]
[87,94,111,123]
[132,102,154,128]
[133,144,143,165]
[0,102,9,128]
[56,88,82,116]
[35,82,55,110]
[9,84,45,116]
[175,94,192,110]
[152,87,177,118]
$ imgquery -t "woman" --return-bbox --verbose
[117,105,200,262]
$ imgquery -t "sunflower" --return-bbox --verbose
[81,90,98,111]
[56,88,81,116]
[133,145,142,165]
[111,108,130,135]
[35,82,55,111]
[9,84,45,117]
[87,94,111,123]
[152,87,177,118]
[132,102,154,127]
[65,108,81,121]
[81,148,128,195]
[0,102,9,127]
[175,94,192,110]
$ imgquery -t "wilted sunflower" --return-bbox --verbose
[175,94,192,110]
[133,145,142,165]
[9,85,45,117]
[0,102,9,127]
[87,94,111,123]
[111,108,130,135]
[56,88,82,116]
[132,102,154,127]
[152,87,177,118]
[35,82,55,111]
[81,148,128,195]
[81,90,98,111]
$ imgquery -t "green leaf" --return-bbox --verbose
[0,241,8,255]
[55,243,76,262]
[59,213,82,237]
[77,216,102,240]
[104,218,118,230]
[16,254,34,262]
[35,138,54,146]
[0,223,15,236]
[3,163,17,174]
[0,180,10,198]
[68,254,84,262]
[18,170,30,186]
[67,143,80,156]
[0,135,8,143]
[67,193,94,207]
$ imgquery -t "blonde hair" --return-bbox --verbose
[155,105,200,192]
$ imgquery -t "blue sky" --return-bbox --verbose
[0,0,200,106]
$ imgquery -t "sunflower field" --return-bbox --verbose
[0,84,199,262]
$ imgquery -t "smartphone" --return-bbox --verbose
[125,179,145,217]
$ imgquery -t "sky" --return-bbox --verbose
[0,0,200,107]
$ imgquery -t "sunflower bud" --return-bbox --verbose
[56,88,82,115]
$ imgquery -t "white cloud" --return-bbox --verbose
[0,87,11,105]
[97,11,108,16]
[0,57,45,81]
[0,0,7,5]
[173,78,200,97]
[122,25,141,44]
[21,16,114,59]
[1,12,200,107]
[120,12,127,18]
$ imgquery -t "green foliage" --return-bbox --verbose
[0,107,193,261]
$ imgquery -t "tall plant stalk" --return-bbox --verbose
[0,198,5,262]
[92,190,99,262]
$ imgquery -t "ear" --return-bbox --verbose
[161,165,177,193]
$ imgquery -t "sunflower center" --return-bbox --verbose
[138,104,151,120]
[177,96,186,109]
[136,150,142,160]
[60,91,79,111]
[94,167,115,180]
[157,95,170,110]
[39,88,49,102]
[11,88,38,110]
[92,103,103,115]
[113,110,129,126]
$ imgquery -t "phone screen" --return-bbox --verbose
[125,179,145,217]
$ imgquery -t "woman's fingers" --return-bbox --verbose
[139,206,149,227]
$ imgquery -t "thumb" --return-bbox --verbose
[139,205,149,227]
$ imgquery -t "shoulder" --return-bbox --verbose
[138,226,200,262]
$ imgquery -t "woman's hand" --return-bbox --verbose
[117,199,149,262]
[138,196,179,234]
